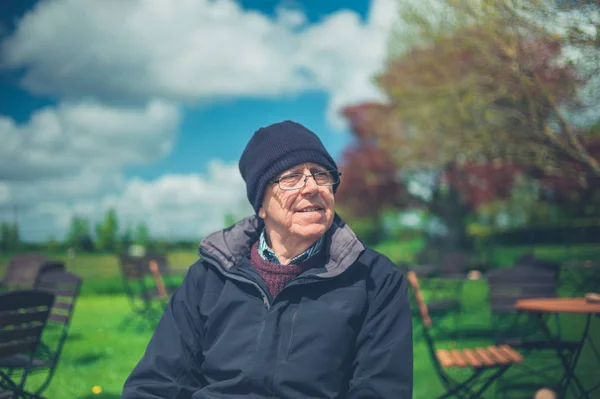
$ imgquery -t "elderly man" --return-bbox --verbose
[122,121,413,398]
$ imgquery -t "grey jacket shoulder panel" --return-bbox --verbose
[198,214,365,277]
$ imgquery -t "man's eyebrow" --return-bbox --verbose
[282,166,304,174]
[310,166,328,173]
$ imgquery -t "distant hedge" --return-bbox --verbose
[490,223,600,246]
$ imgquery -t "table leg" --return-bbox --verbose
[533,313,591,398]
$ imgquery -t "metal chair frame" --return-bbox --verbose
[407,271,523,399]
[0,290,55,399]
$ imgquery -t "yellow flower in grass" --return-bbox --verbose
[92,385,103,395]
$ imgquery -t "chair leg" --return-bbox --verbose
[437,370,483,399]
[466,366,510,399]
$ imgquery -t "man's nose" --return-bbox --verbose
[301,175,319,193]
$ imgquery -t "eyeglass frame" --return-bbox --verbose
[268,169,342,191]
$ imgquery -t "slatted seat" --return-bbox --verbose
[436,345,523,368]
[407,270,524,399]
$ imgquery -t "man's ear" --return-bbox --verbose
[258,207,266,219]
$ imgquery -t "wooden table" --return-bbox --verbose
[516,298,600,314]
[515,298,600,399]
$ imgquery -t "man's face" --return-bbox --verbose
[258,162,335,242]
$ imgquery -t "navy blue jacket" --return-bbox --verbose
[122,215,413,398]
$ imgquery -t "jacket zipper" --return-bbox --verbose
[199,249,271,309]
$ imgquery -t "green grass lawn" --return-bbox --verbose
[3,243,600,398]
[22,295,150,398]
[14,278,599,399]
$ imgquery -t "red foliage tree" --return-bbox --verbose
[335,140,413,220]
[444,161,522,209]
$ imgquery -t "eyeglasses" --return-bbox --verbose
[269,170,342,191]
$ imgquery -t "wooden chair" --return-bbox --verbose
[439,251,472,280]
[406,265,461,340]
[423,251,471,316]
[0,269,81,397]
[0,254,48,290]
[409,252,469,337]
[0,290,55,398]
[142,253,184,293]
[407,271,523,399]
[486,266,559,343]
[118,254,172,330]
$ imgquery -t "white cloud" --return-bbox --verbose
[275,6,307,29]
[0,99,181,181]
[103,160,253,239]
[0,0,401,241]
[0,183,9,202]
[1,0,398,128]
[6,161,253,242]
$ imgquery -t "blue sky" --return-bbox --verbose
[0,0,397,241]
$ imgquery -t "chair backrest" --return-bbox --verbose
[119,254,147,288]
[118,254,159,306]
[406,271,432,329]
[487,266,557,314]
[1,253,48,289]
[37,260,66,278]
[415,247,442,266]
[0,290,55,358]
[34,269,82,329]
[32,269,82,391]
[514,254,560,282]
[148,259,168,299]
[406,271,446,377]
[144,254,170,275]
[440,251,470,276]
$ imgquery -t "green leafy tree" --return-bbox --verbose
[339,0,600,249]
[335,139,415,244]
[0,222,20,253]
[223,213,237,228]
[95,208,119,252]
[134,222,153,249]
[375,0,599,184]
[119,225,133,253]
[66,216,94,252]
[45,236,60,253]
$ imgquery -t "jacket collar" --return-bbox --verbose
[198,214,365,278]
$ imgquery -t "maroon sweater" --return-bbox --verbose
[249,241,325,299]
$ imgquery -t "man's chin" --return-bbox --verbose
[293,224,326,238]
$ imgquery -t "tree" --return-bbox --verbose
[335,137,416,244]
[45,236,60,253]
[95,208,119,252]
[0,222,20,253]
[444,161,521,210]
[66,216,94,252]
[223,213,238,228]
[338,0,600,249]
[342,102,528,249]
[134,222,152,249]
[336,139,414,219]
[374,0,599,184]
[119,225,133,253]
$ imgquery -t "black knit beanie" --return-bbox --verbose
[239,120,339,212]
